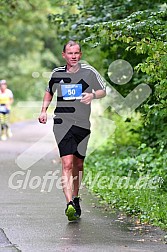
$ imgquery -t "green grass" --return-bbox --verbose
[84,150,167,230]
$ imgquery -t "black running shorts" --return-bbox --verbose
[53,124,91,159]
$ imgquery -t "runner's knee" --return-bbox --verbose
[62,158,73,172]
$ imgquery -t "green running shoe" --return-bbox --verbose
[65,201,79,221]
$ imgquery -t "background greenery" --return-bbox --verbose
[1,0,167,229]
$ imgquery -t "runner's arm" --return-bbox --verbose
[93,89,106,99]
[38,91,53,124]
[81,89,106,105]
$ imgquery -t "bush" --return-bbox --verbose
[84,114,167,230]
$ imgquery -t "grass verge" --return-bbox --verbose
[84,150,167,231]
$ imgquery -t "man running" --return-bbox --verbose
[39,40,106,221]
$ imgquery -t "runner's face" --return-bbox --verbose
[62,44,82,68]
[0,84,7,92]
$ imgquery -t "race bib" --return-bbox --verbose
[61,84,82,100]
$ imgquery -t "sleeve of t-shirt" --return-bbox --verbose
[90,67,106,91]
[45,71,57,96]
[7,89,13,99]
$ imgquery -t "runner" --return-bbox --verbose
[39,40,106,221]
[0,80,14,141]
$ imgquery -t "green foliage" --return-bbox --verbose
[103,112,142,150]
[84,145,167,229]
[0,0,61,101]
[84,110,167,229]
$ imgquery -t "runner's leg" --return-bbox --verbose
[61,154,74,203]
[72,155,84,197]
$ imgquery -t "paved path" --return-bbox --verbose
[0,120,166,252]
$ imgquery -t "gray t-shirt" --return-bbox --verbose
[47,63,105,128]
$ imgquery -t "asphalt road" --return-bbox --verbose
[0,120,166,252]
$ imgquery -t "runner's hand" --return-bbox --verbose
[38,112,47,124]
[80,93,93,105]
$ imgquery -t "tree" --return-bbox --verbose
[0,0,61,100]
